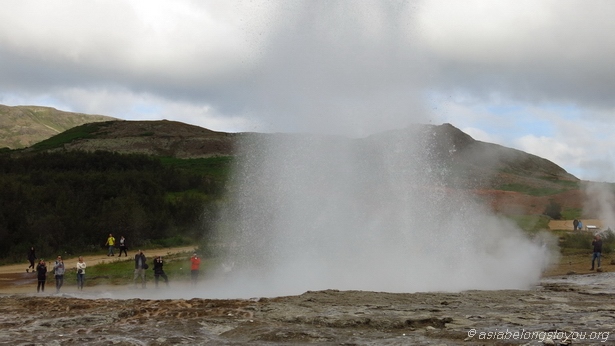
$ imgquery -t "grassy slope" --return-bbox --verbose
[0,105,114,149]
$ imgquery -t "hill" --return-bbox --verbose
[365,123,582,216]
[0,104,115,149]
[26,118,238,158]
[0,108,595,261]
[14,116,583,218]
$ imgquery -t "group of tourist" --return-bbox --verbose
[131,249,202,288]
[104,233,128,257]
[29,248,86,293]
[28,233,202,293]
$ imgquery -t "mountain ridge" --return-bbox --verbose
[2,104,583,216]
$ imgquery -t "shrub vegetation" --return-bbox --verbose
[0,150,231,262]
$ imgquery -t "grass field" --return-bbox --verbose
[60,250,215,287]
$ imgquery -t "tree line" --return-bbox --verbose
[0,150,228,263]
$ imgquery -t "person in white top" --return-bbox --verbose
[76,256,86,290]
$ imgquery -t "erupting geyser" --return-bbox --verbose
[212,125,551,298]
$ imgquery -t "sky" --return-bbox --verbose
[1,0,615,182]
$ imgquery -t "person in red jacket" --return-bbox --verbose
[190,253,201,286]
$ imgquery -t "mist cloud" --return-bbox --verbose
[211,130,551,297]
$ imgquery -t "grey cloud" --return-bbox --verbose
[418,1,615,110]
[1,0,615,137]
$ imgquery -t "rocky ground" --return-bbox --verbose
[1,279,614,345]
[1,251,614,345]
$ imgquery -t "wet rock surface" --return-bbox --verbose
[1,275,615,345]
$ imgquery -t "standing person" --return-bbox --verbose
[153,256,169,288]
[573,219,579,231]
[578,220,583,231]
[133,250,147,288]
[76,256,86,290]
[27,246,36,272]
[591,234,603,270]
[53,255,65,293]
[190,252,201,286]
[105,233,116,256]
[36,260,47,293]
[118,236,128,257]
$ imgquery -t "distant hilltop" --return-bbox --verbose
[0,104,115,149]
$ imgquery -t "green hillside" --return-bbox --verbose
[0,104,114,149]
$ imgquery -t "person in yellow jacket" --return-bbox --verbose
[105,233,116,256]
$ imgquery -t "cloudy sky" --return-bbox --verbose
[1,0,614,181]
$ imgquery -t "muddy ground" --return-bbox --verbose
[1,275,615,345]
[1,249,614,345]
[1,279,615,346]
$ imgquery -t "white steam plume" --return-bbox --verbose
[583,181,615,231]
[212,127,550,298]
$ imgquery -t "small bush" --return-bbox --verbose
[151,236,192,248]
[599,230,615,254]
[557,230,615,254]
[560,232,592,250]
[543,200,562,220]
[561,208,582,220]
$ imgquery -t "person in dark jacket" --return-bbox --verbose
[153,255,169,288]
[591,234,603,270]
[118,236,128,257]
[27,247,37,272]
[133,250,147,288]
[36,260,47,292]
